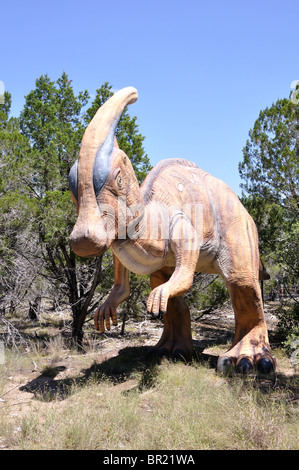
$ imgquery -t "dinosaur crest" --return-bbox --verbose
[69,87,138,257]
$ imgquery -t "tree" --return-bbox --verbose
[16,73,103,345]
[239,85,299,344]
[0,92,37,314]
[239,89,299,219]
[2,75,151,346]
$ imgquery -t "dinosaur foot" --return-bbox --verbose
[146,343,193,362]
[217,352,276,376]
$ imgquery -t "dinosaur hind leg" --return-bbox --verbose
[149,267,193,360]
[217,219,276,374]
[217,280,275,374]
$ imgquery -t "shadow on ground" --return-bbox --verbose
[19,339,221,402]
[20,334,299,406]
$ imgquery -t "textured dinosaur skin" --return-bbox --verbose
[69,87,275,374]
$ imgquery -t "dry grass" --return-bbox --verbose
[0,304,298,450]
[0,337,298,450]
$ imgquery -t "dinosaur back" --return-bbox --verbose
[141,158,213,206]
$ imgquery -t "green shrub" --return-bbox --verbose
[276,301,299,355]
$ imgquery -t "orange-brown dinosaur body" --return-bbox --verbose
[69,87,275,374]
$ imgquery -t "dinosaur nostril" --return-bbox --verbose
[85,229,90,236]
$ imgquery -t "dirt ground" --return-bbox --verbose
[0,300,297,449]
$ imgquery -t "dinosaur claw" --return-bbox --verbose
[151,312,159,319]
[147,285,169,320]
[236,357,254,374]
[257,358,275,375]
[156,347,171,358]
[217,356,234,374]
[158,309,166,319]
[148,309,166,320]
[172,348,190,361]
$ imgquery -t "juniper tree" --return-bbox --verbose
[5,75,151,345]
[239,85,299,342]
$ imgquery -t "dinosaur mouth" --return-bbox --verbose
[70,225,111,258]
[71,243,107,258]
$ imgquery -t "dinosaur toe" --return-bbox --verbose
[236,357,254,374]
[257,357,275,375]
[217,356,234,374]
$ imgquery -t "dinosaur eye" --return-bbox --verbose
[113,168,123,189]
[117,175,123,188]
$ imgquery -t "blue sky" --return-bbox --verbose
[1,0,298,195]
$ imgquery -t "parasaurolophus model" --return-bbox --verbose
[68,87,275,374]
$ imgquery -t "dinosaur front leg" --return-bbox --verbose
[94,254,130,332]
[147,215,199,318]
[149,267,193,360]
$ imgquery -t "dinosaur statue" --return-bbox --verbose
[68,87,275,374]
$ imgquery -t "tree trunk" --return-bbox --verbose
[58,241,103,348]
[71,313,85,349]
[9,300,16,315]
[0,302,5,317]
[69,255,103,348]
[28,296,41,320]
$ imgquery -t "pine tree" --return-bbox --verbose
[239,85,299,345]
[1,76,151,345]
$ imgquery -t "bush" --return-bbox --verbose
[276,301,299,356]
[186,274,229,318]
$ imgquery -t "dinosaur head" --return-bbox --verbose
[69,87,138,257]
